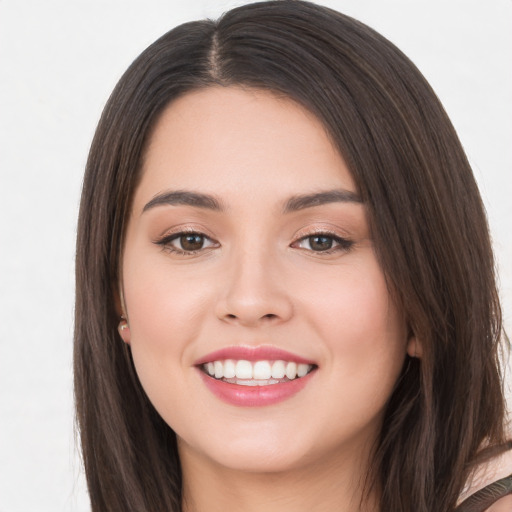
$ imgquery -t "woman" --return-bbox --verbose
[74,1,510,510]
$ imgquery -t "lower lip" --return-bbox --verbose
[198,369,316,407]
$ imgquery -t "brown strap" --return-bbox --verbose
[455,474,512,512]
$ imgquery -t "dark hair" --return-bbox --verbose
[74,1,507,511]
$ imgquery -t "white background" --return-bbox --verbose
[0,1,510,510]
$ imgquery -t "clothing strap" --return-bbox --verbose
[455,473,512,512]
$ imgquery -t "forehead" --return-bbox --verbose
[136,86,356,209]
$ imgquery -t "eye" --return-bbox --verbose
[155,231,218,255]
[292,233,353,254]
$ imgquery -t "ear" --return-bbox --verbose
[118,319,131,345]
[114,279,131,344]
[406,335,423,359]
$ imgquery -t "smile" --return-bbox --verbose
[196,346,318,407]
[202,359,315,386]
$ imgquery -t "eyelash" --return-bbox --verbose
[291,231,354,255]
[154,229,219,256]
[154,230,354,256]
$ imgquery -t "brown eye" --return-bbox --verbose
[155,231,218,254]
[308,235,333,251]
[179,234,205,251]
[292,233,354,254]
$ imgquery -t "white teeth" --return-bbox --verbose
[241,379,258,386]
[253,360,272,380]
[202,359,314,382]
[235,360,253,379]
[225,378,281,386]
[223,359,236,379]
[214,361,223,379]
[271,360,286,379]
[285,362,297,380]
[297,363,309,378]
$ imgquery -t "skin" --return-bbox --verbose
[119,87,417,512]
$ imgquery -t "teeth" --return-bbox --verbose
[214,361,223,379]
[223,359,236,379]
[253,361,272,380]
[202,359,314,382]
[225,378,281,386]
[235,360,253,379]
[297,363,309,377]
[285,362,297,380]
[271,360,286,379]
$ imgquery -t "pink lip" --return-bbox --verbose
[198,368,317,407]
[194,345,316,365]
[195,346,318,407]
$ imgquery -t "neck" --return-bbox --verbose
[179,439,380,512]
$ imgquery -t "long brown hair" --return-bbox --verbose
[74,1,507,510]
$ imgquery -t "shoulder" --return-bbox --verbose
[457,448,512,512]
[485,494,512,512]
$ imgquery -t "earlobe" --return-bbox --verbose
[406,336,423,359]
[118,318,131,344]
[115,281,131,344]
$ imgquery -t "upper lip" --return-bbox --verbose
[194,345,317,366]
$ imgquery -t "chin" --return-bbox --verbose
[190,442,312,474]
[176,420,319,475]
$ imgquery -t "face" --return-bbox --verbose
[121,87,409,474]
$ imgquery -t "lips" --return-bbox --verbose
[195,346,317,407]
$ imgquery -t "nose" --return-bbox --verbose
[215,249,294,327]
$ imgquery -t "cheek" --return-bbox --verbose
[123,273,206,428]
[121,249,212,403]
[298,257,407,385]
[123,255,210,349]
[305,258,403,334]
[297,265,407,439]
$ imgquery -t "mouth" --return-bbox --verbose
[195,346,318,406]
[200,359,316,386]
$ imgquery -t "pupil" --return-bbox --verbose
[181,234,203,251]
[310,236,333,251]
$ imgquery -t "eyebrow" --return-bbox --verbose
[283,189,362,213]
[143,190,224,213]
[142,188,362,215]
